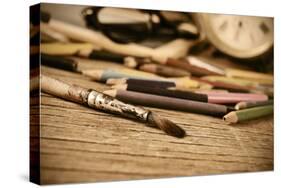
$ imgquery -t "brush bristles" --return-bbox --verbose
[147,112,186,138]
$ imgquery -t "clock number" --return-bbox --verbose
[260,22,269,34]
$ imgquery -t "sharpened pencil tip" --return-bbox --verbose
[147,112,186,138]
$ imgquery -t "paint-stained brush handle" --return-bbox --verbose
[41,75,149,121]
[41,75,90,104]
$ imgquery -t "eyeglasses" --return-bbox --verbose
[82,7,199,43]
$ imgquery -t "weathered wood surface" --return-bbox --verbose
[33,58,273,184]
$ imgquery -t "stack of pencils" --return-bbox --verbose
[39,11,274,126]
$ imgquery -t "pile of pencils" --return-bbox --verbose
[38,11,274,125]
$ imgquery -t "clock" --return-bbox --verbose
[194,13,274,59]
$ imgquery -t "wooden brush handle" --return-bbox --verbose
[41,75,90,104]
[41,75,150,122]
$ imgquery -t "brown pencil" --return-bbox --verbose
[41,75,186,138]
[113,84,208,102]
[104,89,228,117]
[106,77,200,89]
[124,57,191,77]
[194,78,251,92]
[41,53,79,72]
[138,63,191,77]
[165,56,226,76]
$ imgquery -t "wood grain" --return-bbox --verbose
[35,58,273,185]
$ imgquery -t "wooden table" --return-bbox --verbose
[31,58,273,185]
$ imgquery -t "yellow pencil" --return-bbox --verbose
[225,68,273,85]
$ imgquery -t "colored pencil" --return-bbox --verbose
[194,78,251,92]
[106,77,200,89]
[201,76,261,87]
[104,89,229,117]
[223,105,273,123]
[40,12,191,63]
[138,63,191,77]
[41,42,132,64]
[114,84,267,104]
[124,56,191,77]
[41,75,185,138]
[235,100,274,110]
[225,68,273,85]
[165,56,225,76]
[186,56,226,75]
[41,43,98,56]
[113,84,208,102]
[81,69,161,82]
[123,56,151,68]
[201,76,274,95]
[41,53,79,72]
[206,92,268,104]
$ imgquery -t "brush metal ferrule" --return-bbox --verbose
[87,90,149,122]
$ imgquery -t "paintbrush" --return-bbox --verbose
[41,75,186,138]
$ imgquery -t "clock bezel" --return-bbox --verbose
[197,13,273,59]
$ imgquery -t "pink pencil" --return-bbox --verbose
[206,92,268,104]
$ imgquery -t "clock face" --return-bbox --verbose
[198,14,273,58]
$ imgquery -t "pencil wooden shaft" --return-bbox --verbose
[125,84,208,102]
[41,54,78,72]
[113,90,228,116]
